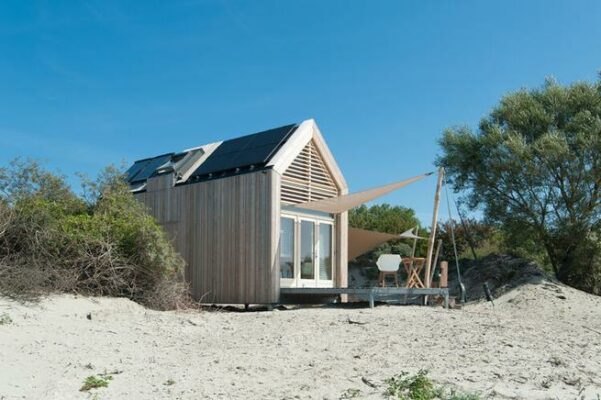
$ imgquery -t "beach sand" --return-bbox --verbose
[1,280,600,399]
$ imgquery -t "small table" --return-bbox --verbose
[403,257,426,288]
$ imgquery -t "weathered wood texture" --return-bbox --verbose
[136,170,280,304]
[281,140,339,204]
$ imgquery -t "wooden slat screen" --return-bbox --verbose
[281,140,339,204]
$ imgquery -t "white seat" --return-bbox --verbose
[376,254,401,272]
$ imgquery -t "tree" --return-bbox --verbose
[437,218,498,260]
[438,77,601,294]
[0,158,81,209]
[349,204,420,234]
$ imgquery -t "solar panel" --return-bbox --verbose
[124,123,298,188]
[128,153,174,183]
[125,159,152,183]
[190,123,297,179]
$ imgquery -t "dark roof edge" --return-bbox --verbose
[176,165,275,187]
[130,152,175,164]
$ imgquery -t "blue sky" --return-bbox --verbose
[1,1,600,223]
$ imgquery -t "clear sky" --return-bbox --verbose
[1,1,600,223]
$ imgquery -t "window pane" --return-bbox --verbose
[300,220,314,279]
[280,218,295,279]
[319,224,333,280]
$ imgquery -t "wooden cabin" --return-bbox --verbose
[126,119,348,305]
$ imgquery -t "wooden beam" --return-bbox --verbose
[439,261,448,288]
[424,167,444,288]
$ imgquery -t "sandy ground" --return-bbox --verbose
[1,282,601,400]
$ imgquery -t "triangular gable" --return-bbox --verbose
[280,139,339,205]
[268,119,347,199]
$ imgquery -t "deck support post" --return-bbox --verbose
[368,289,375,308]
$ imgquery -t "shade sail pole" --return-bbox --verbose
[424,167,444,289]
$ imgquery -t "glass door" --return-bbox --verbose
[299,219,316,286]
[280,213,334,288]
[279,216,296,288]
[318,223,333,284]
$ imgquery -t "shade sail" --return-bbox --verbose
[295,172,433,214]
[348,228,399,260]
[399,228,426,240]
[348,227,426,260]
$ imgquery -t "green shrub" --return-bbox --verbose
[0,159,189,310]
[0,312,11,325]
[385,370,438,400]
[364,266,380,281]
[437,219,499,260]
[80,375,112,391]
[384,371,482,400]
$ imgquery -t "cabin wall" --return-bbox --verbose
[134,173,181,251]
[136,170,280,304]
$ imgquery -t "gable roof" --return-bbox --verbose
[268,119,347,192]
[124,119,345,192]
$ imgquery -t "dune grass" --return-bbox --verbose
[384,370,482,400]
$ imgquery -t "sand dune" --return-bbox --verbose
[1,281,600,399]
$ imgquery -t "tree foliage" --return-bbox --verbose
[437,218,499,260]
[438,77,601,294]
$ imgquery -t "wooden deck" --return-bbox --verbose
[280,287,449,309]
